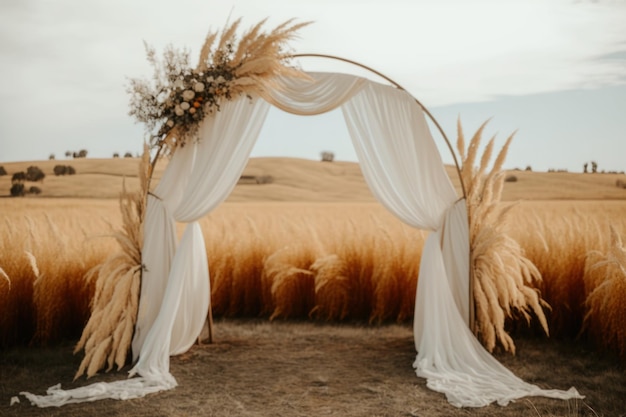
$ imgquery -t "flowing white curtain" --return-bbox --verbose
[131,95,271,382]
[341,80,580,407]
[263,71,366,115]
[339,82,467,337]
[413,218,581,407]
[21,72,582,408]
[133,96,271,360]
[21,96,271,406]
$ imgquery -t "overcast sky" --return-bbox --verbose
[1,0,625,172]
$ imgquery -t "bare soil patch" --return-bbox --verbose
[1,319,624,416]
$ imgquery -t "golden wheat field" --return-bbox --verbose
[1,157,626,415]
[1,157,625,358]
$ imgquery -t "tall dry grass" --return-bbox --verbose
[2,197,626,363]
[505,201,626,340]
[73,148,150,378]
[583,225,626,360]
[0,201,118,348]
[456,120,548,353]
[201,203,425,324]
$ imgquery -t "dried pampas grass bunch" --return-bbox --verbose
[458,119,549,353]
[309,254,351,321]
[198,17,310,98]
[582,226,626,360]
[263,245,316,320]
[129,17,310,155]
[73,145,151,379]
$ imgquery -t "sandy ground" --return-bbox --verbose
[1,319,624,417]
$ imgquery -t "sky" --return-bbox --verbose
[0,0,625,173]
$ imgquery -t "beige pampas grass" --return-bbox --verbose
[309,255,351,321]
[0,266,9,290]
[74,145,150,379]
[24,251,40,278]
[263,245,316,320]
[459,118,549,353]
[582,226,626,361]
[197,17,311,98]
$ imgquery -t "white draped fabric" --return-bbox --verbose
[264,71,366,115]
[413,218,581,407]
[21,96,272,406]
[133,96,271,360]
[21,72,582,408]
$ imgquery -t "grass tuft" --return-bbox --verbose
[582,225,626,360]
[457,120,548,353]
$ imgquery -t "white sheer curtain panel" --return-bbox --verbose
[132,143,197,361]
[414,223,582,407]
[132,95,270,377]
[340,80,466,332]
[21,96,271,406]
[440,199,471,327]
[261,72,366,115]
[341,80,581,407]
[341,82,458,230]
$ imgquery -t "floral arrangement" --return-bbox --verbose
[127,18,310,153]
[127,44,236,149]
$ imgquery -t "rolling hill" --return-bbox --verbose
[0,157,625,201]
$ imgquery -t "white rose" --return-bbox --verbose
[173,79,184,89]
[206,75,214,83]
[166,120,174,127]
[180,102,190,110]
[182,90,195,101]
[194,82,205,92]
[216,76,225,84]
[189,107,196,114]
[174,105,184,116]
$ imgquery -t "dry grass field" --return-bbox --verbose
[1,157,625,415]
[2,157,626,201]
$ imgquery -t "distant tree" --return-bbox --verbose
[53,165,68,176]
[505,175,518,182]
[78,149,88,158]
[591,161,598,173]
[25,166,45,182]
[583,162,588,173]
[124,152,133,158]
[0,166,6,176]
[65,151,72,158]
[53,165,76,175]
[525,165,532,172]
[29,186,42,195]
[11,172,26,183]
[49,153,55,160]
[320,151,335,162]
[113,152,120,158]
[10,183,25,197]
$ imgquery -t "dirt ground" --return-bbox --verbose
[1,319,624,417]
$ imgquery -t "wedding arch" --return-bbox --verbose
[21,18,582,409]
